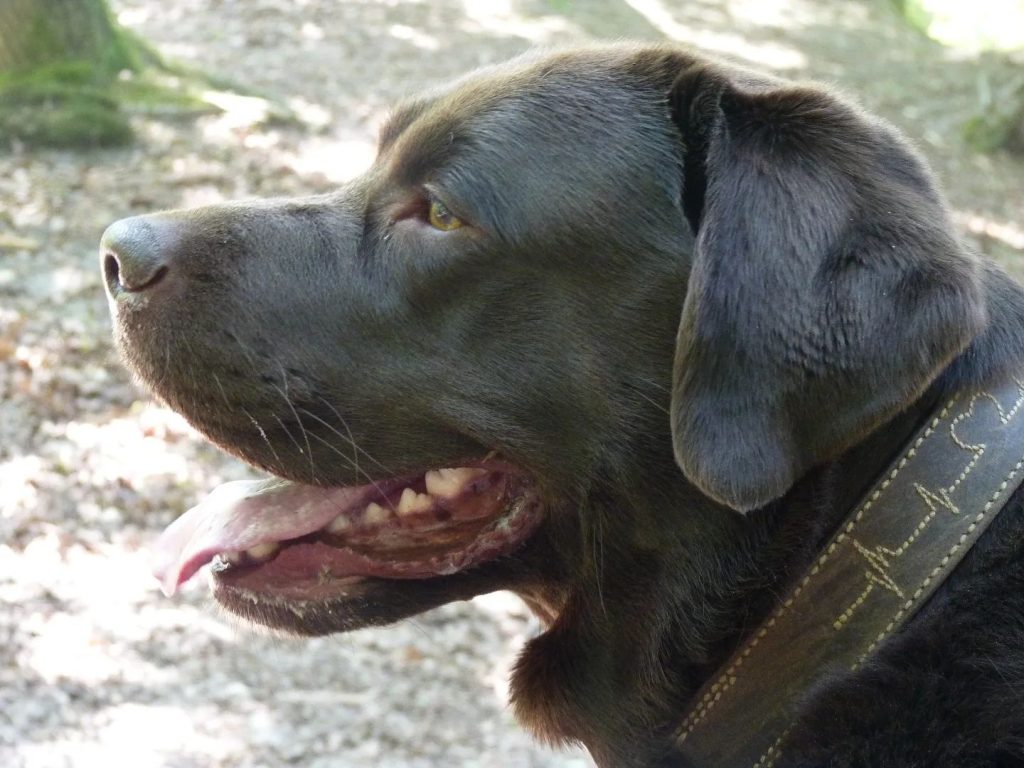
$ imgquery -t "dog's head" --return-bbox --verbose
[102,45,984,762]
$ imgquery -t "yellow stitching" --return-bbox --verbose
[1010,379,1024,422]
[856,384,1023,662]
[857,455,1024,665]
[833,386,1024,631]
[834,582,875,630]
[755,729,790,768]
[676,399,956,741]
[946,394,986,488]
[835,481,958,629]
[851,540,904,597]
[831,382,1015,638]
[980,378,1024,425]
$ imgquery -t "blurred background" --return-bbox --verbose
[1,1,1021,766]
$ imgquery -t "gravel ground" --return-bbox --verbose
[2,1,1022,766]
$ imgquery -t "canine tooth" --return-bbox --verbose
[246,542,279,561]
[325,514,353,534]
[363,502,392,524]
[211,552,241,572]
[397,488,434,516]
[425,467,487,498]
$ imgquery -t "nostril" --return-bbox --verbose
[99,216,175,297]
[103,251,122,294]
[102,247,167,294]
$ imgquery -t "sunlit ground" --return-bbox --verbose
[1,0,1022,765]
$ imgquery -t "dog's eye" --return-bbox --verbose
[427,199,463,231]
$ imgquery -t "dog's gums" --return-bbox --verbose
[153,460,543,600]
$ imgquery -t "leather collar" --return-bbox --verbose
[673,376,1024,767]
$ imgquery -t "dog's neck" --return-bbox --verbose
[509,398,935,766]
[508,265,1024,767]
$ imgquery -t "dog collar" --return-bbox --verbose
[672,376,1024,767]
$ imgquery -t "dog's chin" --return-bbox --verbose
[210,559,534,636]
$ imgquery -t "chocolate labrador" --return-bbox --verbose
[100,45,1024,767]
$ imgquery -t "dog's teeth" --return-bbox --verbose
[211,552,242,571]
[363,502,392,524]
[213,551,243,565]
[325,514,353,534]
[246,542,280,561]
[397,488,434,516]
[424,470,450,497]
[425,467,486,498]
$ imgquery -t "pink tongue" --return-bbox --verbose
[152,478,366,597]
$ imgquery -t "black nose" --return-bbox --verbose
[100,216,177,297]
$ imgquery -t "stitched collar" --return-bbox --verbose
[672,377,1024,767]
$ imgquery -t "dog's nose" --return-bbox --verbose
[101,216,177,298]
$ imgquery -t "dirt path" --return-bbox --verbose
[2,1,1021,766]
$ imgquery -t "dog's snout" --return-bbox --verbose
[100,216,177,298]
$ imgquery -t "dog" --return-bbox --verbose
[100,44,1024,767]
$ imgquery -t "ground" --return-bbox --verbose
[1,1,1022,766]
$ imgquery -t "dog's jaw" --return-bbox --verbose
[149,458,548,634]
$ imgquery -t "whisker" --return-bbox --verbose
[179,335,205,417]
[241,408,283,465]
[211,372,232,407]
[231,335,262,372]
[303,401,398,510]
[588,503,608,618]
[296,408,362,474]
[305,432,394,510]
[307,399,391,479]
[273,384,317,481]
[631,375,671,394]
[273,413,309,462]
[632,388,670,416]
[158,337,172,389]
[300,409,395,508]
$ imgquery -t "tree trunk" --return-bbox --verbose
[0,0,131,75]
[0,0,230,148]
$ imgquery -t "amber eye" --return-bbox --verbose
[426,198,463,231]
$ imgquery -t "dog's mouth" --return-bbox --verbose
[153,458,543,602]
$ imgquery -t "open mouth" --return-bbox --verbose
[152,458,543,602]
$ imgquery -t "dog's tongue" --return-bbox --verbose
[152,478,363,597]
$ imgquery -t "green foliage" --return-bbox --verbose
[10,1,136,75]
[893,1,1024,155]
[963,72,1024,153]
[0,96,131,148]
[0,61,224,148]
[0,62,133,147]
[0,10,291,149]
[0,0,218,148]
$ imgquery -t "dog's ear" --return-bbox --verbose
[666,60,986,512]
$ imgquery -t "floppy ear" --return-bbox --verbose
[667,61,986,512]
